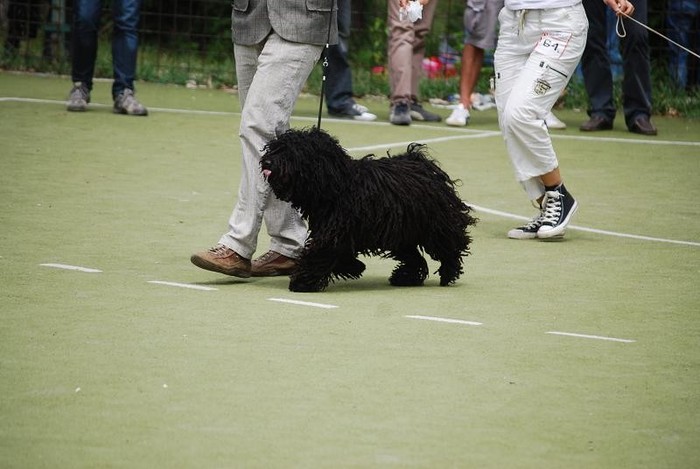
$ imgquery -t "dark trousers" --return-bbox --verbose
[580,0,652,128]
[71,0,142,99]
[324,0,353,113]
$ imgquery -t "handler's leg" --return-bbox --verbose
[220,33,322,259]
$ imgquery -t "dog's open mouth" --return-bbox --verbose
[262,169,272,179]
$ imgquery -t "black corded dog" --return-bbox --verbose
[261,127,477,292]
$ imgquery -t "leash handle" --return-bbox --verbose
[618,11,700,60]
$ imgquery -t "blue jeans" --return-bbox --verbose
[324,0,353,113]
[667,0,700,89]
[70,0,142,99]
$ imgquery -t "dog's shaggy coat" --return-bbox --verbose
[261,127,477,292]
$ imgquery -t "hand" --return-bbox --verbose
[604,0,635,16]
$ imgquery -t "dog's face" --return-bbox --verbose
[261,149,293,202]
[261,127,352,209]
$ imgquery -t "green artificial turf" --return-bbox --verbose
[1,72,699,468]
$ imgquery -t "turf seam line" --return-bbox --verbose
[405,315,483,326]
[40,263,102,273]
[268,298,339,309]
[147,280,218,291]
[546,331,636,343]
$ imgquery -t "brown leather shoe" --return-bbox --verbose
[629,114,658,136]
[251,251,298,277]
[580,115,613,131]
[190,244,251,278]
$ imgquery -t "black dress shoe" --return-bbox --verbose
[580,115,613,131]
[629,115,658,136]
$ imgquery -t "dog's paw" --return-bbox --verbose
[389,270,426,287]
[289,278,325,292]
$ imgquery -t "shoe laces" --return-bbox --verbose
[540,191,563,225]
[254,251,278,263]
[117,89,143,109]
[517,210,544,230]
[70,83,88,100]
[208,244,232,257]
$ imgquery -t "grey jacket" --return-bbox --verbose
[231,0,338,46]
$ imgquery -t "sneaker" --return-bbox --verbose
[67,82,90,112]
[251,250,298,277]
[409,100,442,122]
[329,102,377,122]
[537,189,578,239]
[113,89,148,116]
[446,104,470,127]
[507,210,544,239]
[545,111,566,130]
[190,244,251,277]
[390,101,411,126]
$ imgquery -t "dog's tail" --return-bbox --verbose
[401,143,462,188]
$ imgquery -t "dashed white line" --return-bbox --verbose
[268,298,339,309]
[546,331,636,343]
[405,315,483,326]
[147,280,217,291]
[40,263,102,273]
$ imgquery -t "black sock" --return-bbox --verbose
[545,183,567,194]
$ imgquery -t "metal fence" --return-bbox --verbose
[1,0,698,92]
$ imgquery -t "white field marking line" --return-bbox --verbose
[546,331,636,343]
[268,297,339,309]
[5,97,698,147]
[550,133,700,147]
[147,280,218,291]
[0,97,239,116]
[346,132,500,154]
[406,315,483,326]
[40,263,102,273]
[470,204,700,247]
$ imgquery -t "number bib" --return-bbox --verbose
[534,32,572,59]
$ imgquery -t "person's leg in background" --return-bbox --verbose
[67,0,102,111]
[408,0,441,122]
[111,0,147,115]
[580,0,615,131]
[619,0,656,135]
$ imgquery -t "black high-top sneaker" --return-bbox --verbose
[537,185,578,239]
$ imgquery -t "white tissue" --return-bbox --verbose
[399,1,423,23]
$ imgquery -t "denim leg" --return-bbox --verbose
[581,0,615,121]
[619,0,652,127]
[111,0,141,99]
[325,0,354,113]
[667,0,700,89]
[71,0,103,90]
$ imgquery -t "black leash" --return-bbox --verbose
[316,2,336,129]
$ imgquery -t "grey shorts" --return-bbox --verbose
[463,0,504,50]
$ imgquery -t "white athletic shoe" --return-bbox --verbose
[446,104,470,127]
[545,111,566,129]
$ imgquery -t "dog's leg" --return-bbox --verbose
[332,252,366,280]
[288,246,337,292]
[426,236,467,286]
[435,253,463,286]
[388,247,428,287]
